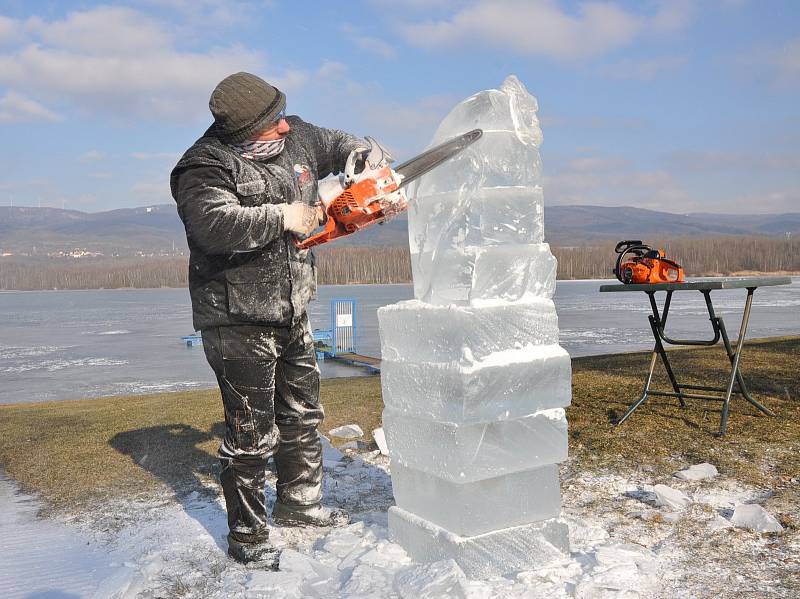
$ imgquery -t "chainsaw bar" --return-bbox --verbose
[394,128,483,188]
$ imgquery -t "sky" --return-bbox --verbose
[0,0,798,215]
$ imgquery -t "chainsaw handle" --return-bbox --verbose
[614,240,643,253]
[343,146,367,188]
[293,211,340,250]
[613,241,649,283]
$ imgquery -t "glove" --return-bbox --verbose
[281,203,321,236]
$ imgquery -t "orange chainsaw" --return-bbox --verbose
[613,240,685,284]
[295,129,482,249]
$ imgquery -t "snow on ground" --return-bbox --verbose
[1,443,796,599]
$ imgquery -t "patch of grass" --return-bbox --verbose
[320,375,385,442]
[0,338,797,512]
[569,336,800,490]
[0,376,383,510]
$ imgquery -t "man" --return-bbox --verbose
[170,72,365,567]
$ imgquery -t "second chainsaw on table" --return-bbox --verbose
[295,129,482,249]
[613,240,685,284]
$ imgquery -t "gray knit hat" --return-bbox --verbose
[209,72,286,144]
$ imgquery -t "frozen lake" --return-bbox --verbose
[0,278,798,404]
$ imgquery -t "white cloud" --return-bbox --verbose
[666,150,800,172]
[718,0,749,9]
[0,179,49,192]
[540,112,646,130]
[271,69,310,93]
[685,187,800,214]
[396,0,694,61]
[649,0,695,34]
[0,15,20,44]
[141,0,275,30]
[79,150,105,163]
[0,7,275,121]
[548,167,675,195]
[594,55,687,80]
[130,152,182,161]
[738,37,800,87]
[545,149,800,213]
[289,61,457,157]
[132,180,170,199]
[368,0,464,9]
[75,193,98,206]
[341,24,397,59]
[25,7,169,54]
[769,37,800,84]
[0,91,60,122]
[735,188,800,213]
[566,156,629,172]
[545,153,691,210]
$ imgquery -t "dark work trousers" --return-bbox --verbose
[201,315,324,543]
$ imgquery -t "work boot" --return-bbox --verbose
[272,501,350,527]
[227,533,281,569]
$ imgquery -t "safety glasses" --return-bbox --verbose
[269,108,286,126]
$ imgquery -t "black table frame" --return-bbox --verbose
[599,277,791,436]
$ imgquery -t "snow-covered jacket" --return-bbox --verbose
[170,116,363,330]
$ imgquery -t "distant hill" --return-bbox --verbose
[545,205,800,244]
[0,205,187,255]
[0,204,797,256]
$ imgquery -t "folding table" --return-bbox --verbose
[599,277,791,436]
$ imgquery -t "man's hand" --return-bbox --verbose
[281,203,321,236]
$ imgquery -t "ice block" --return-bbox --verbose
[377,298,559,363]
[428,79,543,148]
[382,407,568,483]
[408,186,544,250]
[388,507,569,579]
[410,242,557,306]
[382,74,571,577]
[390,461,561,536]
[380,344,571,423]
[413,132,544,193]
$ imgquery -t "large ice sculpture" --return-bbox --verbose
[378,75,571,578]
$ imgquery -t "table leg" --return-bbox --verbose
[717,317,775,417]
[649,293,685,406]
[616,296,685,425]
[719,318,775,416]
[718,289,775,436]
[616,347,659,425]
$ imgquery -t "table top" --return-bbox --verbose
[599,276,793,293]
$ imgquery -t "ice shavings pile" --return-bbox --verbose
[2,447,795,599]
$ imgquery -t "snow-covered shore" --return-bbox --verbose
[1,440,795,599]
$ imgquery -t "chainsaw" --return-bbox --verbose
[295,129,483,249]
[613,240,685,284]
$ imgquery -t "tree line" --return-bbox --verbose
[553,236,799,279]
[0,257,189,290]
[0,236,796,290]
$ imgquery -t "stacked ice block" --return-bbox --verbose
[377,75,571,578]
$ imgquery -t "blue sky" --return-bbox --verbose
[0,0,798,214]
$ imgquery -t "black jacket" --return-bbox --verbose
[170,116,363,330]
